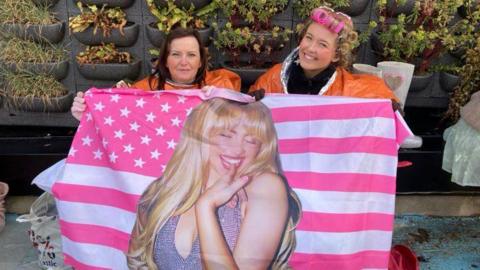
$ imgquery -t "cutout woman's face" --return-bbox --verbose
[166,36,202,83]
[208,118,261,178]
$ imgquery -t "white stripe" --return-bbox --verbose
[262,95,389,109]
[280,152,398,176]
[294,188,395,214]
[62,236,128,270]
[57,201,135,234]
[275,118,396,139]
[295,230,392,254]
[59,164,156,195]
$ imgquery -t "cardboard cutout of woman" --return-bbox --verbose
[127,98,301,269]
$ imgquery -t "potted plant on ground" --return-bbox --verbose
[145,0,217,47]
[0,0,65,44]
[0,37,69,80]
[69,2,139,47]
[75,43,141,81]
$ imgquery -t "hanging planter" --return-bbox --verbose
[221,61,269,89]
[153,0,212,10]
[439,72,460,93]
[145,23,213,47]
[0,21,65,44]
[338,0,369,17]
[31,0,60,7]
[1,61,69,81]
[77,0,135,8]
[7,92,74,112]
[71,22,139,47]
[76,60,141,81]
[410,72,434,93]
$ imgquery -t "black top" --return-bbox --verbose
[287,63,336,95]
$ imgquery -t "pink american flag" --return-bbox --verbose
[52,87,411,270]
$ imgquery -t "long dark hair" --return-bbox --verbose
[149,27,208,90]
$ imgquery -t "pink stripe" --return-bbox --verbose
[285,171,396,194]
[297,211,394,232]
[53,183,139,212]
[279,136,397,156]
[63,253,110,270]
[271,102,392,123]
[60,219,130,252]
[290,250,390,270]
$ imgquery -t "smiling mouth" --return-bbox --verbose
[303,52,317,61]
[220,155,243,169]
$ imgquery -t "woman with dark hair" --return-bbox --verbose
[250,6,399,103]
[71,27,241,120]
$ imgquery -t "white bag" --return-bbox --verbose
[16,192,71,269]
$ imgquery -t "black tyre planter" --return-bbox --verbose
[7,92,74,112]
[386,0,415,16]
[1,21,65,44]
[32,0,59,6]
[76,60,141,81]
[439,72,460,93]
[77,0,135,8]
[370,32,384,56]
[221,62,268,88]
[72,22,139,47]
[339,0,370,16]
[2,61,69,81]
[410,73,434,93]
[146,23,213,47]
[153,0,211,10]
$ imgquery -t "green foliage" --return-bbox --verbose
[146,0,218,32]
[293,0,349,20]
[76,43,132,64]
[0,36,67,64]
[69,2,127,36]
[0,0,56,24]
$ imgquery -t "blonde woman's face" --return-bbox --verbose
[298,22,339,78]
[166,36,202,83]
[208,118,261,178]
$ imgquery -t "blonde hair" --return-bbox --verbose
[300,6,359,68]
[127,98,301,269]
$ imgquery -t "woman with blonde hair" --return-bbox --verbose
[128,98,301,269]
[250,6,399,103]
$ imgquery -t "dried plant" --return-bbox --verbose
[0,0,57,24]
[76,43,132,64]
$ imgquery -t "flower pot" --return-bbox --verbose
[0,21,65,44]
[77,0,135,8]
[146,23,213,47]
[221,61,268,88]
[6,91,74,112]
[439,71,460,93]
[32,0,59,7]
[386,0,415,16]
[338,0,370,16]
[72,22,139,47]
[1,61,69,81]
[153,0,211,10]
[76,59,141,81]
[409,72,434,93]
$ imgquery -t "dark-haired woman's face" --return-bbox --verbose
[166,36,202,83]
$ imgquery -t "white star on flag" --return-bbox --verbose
[167,139,177,149]
[93,149,103,160]
[171,116,181,127]
[94,102,105,111]
[156,126,166,136]
[186,107,193,116]
[146,112,156,122]
[109,152,118,163]
[136,98,146,108]
[134,158,146,168]
[85,113,93,122]
[153,92,161,99]
[129,122,140,132]
[177,96,186,104]
[114,129,125,139]
[82,136,93,146]
[104,116,115,126]
[140,135,152,145]
[161,102,171,112]
[150,149,161,159]
[68,147,77,157]
[123,144,135,154]
[110,94,121,103]
[120,107,131,117]
[102,138,108,148]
